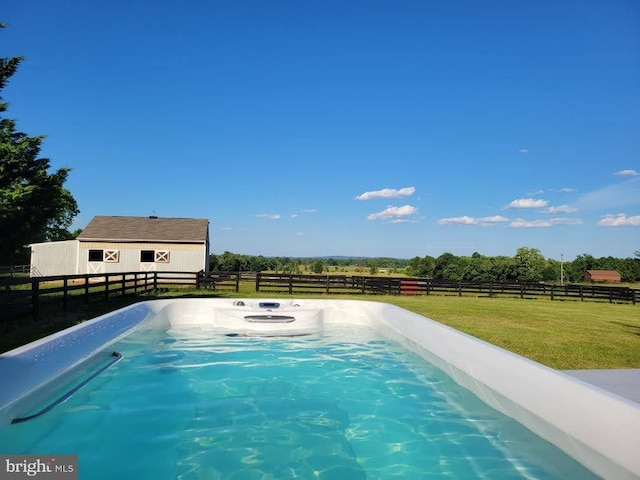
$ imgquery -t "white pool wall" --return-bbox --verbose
[1,298,639,480]
[361,300,640,480]
[0,302,155,425]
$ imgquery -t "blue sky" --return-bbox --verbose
[3,0,639,260]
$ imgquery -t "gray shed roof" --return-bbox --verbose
[78,216,209,243]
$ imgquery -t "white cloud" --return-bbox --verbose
[519,148,529,154]
[437,216,476,225]
[355,186,416,200]
[506,198,549,209]
[480,215,509,223]
[220,226,233,231]
[597,213,640,227]
[614,169,638,177]
[549,217,583,225]
[529,189,545,196]
[255,214,281,220]
[558,187,576,193]
[545,205,577,214]
[437,215,508,226]
[389,218,418,223]
[510,219,552,228]
[291,209,317,218]
[367,205,418,221]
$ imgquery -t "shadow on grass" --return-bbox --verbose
[609,320,640,336]
[0,288,228,354]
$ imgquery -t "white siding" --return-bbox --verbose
[30,240,79,277]
[78,242,206,273]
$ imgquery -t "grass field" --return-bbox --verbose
[2,288,639,370]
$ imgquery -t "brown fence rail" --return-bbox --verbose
[0,271,199,322]
[199,272,639,304]
[2,271,637,323]
[0,265,30,276]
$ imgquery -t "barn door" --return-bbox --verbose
[88,262,104,274]
[140,262,156,272]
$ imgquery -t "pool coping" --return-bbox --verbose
[562,369,640,405]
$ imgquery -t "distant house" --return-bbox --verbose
[29,216,209,277]
[584,270,621,283]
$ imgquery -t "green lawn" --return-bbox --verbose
[2,288,639,370]
[373,295,640,370]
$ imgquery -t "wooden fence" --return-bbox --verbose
[0,265,30,276]
[2,271,638,322]
[0,271,198,322]
[199,272,639,304]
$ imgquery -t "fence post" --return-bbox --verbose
[31,278,40,321]
[520,282,524,299]
[121,274,126,297]
[196,272,201,289]
[580,285,584,301]
[105,274,110,300]
[256,272,261,292]
[458,280,462,297]
[326,276,330,294]
[489,281,493,298]
[63,277,68,311]
[361,277,366,294]
[84,274,90,303]
[288,275,293,295]
[550,284,554,301]
[235,272,240,293]
[154,271,158,291]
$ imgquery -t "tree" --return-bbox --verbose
[513,247,546,281]
[367,259,378,275]
[311,260,324,274]
[1,26,79,264]
[433,252,457,279]
[405,255,435,278]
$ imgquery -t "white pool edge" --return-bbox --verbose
[0,298,638,479]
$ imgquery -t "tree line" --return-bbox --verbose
[209,252,409,275]
[210,247,640,283]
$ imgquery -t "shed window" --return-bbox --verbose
[155,250,170,263]
[88,249,103,262]
[140,250,171,263]
[104,250,120,263]
[140,250,155,262]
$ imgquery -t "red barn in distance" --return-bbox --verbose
[584,270,622,283]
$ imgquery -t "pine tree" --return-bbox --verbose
[0,24,79,264]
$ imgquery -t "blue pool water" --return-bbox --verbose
[1,325,598,479]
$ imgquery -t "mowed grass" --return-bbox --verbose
[2,287,639,370]
[374,295,640,370]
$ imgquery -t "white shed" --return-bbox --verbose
[30,216,210,277]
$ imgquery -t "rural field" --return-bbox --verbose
[2,287,638,371]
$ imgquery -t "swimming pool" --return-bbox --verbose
[1,299,639,479]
